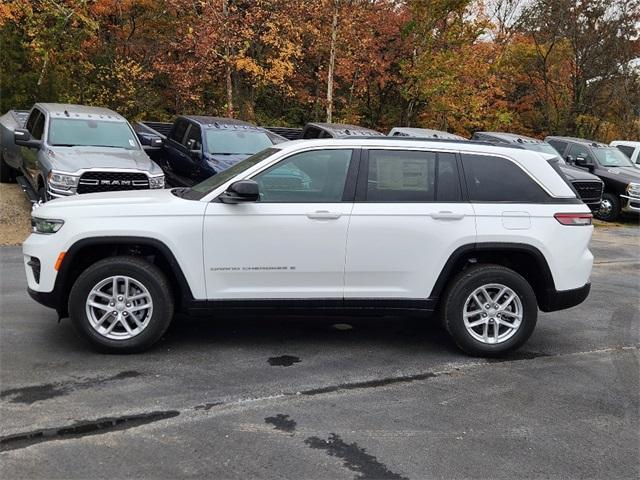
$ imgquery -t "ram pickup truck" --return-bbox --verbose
[0,103,165,201]
[24,137,593,356]
[389,127,467,140]
[546,136,640,221]
[265,122,383,140]
[136,116,286,186]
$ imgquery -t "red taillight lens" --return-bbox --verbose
[554,213,593,226]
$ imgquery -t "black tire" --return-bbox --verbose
[442,264,538,357]
[68,256,174,353]
[37,186,47,202]
[0,155,16,183]
[594,192,621,222]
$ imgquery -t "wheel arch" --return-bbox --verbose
[55,236,194,318]
[431,243,557,311]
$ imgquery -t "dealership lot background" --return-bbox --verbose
[0,183,638,478]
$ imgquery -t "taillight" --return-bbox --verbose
[554,213,593,226]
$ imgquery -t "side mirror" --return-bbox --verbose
[137,132,164,148]
[575,156,593,169]
[565,155,574,164]
[186,139,202,159]
[219,180,260,204]
[14,129,41,149]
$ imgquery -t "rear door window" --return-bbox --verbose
[461,154,549,202]
[362,150,462,202]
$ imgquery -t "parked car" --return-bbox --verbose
[298,122,384,139]
[610,140,640,167]
[546,136,640,221]
[0,103,165,201]
[472,132,604,210]
[24,137,593,356]
[389,127,467,140]
[136,116,286,186]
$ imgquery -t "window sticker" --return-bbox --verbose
[376,158,430,191]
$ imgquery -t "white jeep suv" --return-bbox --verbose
[23,138,594,356]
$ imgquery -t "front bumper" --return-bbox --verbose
[621,194,640,213]
[539,283,591,312]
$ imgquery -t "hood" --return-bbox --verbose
[603,166,640,182]
[204,153,250,172]
[559,164,602,182]
[48,146,163,175]
[36,188,176,214]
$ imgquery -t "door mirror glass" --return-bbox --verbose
[219,179,260,203]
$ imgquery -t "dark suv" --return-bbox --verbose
[472,132,604,210]
[545,136,640,221]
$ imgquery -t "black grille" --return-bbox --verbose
[77,172,150,194]
[572,181,603,203]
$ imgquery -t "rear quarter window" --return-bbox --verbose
[461,154,549,203]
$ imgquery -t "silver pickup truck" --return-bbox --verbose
[0,103,165,201]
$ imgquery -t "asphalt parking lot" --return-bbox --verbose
[1,223,638,479]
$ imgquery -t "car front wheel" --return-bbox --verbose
[68,256,174,353]
[595,193,621,222]
[442,264,537,357]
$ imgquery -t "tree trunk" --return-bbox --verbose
[326,2,339,123]
[223,0,234,118]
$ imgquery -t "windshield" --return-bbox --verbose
[184,148,280,200]
[593,147,635,167]
[523,142,562,158]
[205,129,274,155]
[49,118,139,149]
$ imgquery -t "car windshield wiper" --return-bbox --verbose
[51,144,77,147]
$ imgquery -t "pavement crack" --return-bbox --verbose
[0,371,142,405]
[0,410,179,453]
[300,372,439,396]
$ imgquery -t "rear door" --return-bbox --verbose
[344,148,476,302]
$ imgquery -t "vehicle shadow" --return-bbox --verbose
[157,312,456,355]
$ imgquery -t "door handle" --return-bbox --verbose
[306,210,342,220]
[429,211,465,220]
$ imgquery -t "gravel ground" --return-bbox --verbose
[0,184,31,245]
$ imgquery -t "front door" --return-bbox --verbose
[203,148,358,300]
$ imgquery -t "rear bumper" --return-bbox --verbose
[540,283,591,312]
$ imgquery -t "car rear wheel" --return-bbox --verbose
[442,264,537,357]
[595,193,621,222]
[68,256,174,353]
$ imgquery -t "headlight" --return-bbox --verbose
[626,182,640,198]
[31,217,64,234]
[149,175,165,189]
[48,171,79,189]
